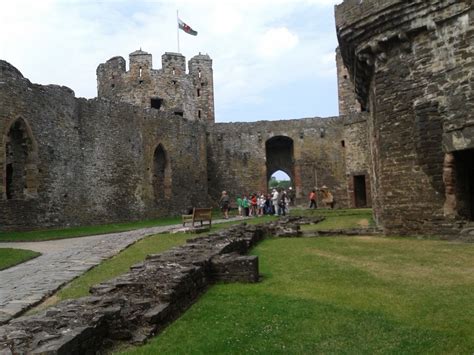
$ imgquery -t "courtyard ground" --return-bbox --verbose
[119,234,474,354]
[2,209,473,353]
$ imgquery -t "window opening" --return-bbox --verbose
[150,98,163,110]
[197,88,201,97]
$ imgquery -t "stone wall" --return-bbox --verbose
[207,117,349,207]
[336,0,473,234]
[336,48,361,116]
[97,50,214,123]
[0,60,208,230]
[343,113,372,208]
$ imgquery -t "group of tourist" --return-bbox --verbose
[219,185,334,218]
[219,188,296,218]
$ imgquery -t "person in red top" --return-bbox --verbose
[309,189,317,209]
[250,193,258,216]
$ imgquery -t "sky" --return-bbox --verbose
[0,0,343,123]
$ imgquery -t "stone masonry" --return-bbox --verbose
[0,47,372,232]
[336,0,473,235]
[0,60,208,230]
[97,50,214,123]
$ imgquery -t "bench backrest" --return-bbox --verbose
[193,208,212,220]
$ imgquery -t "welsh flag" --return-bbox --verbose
[178,17,198,36]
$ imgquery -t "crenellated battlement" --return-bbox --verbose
[97,50,214,123]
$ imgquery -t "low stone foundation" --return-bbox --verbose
[0,223,270,354]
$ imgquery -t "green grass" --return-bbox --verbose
[0,248,40,270]
[119,236,474,354]
[0,217,183,242]
[0,208,256,242]
[294,207,375,231]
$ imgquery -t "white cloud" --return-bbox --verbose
[257,27,299,59]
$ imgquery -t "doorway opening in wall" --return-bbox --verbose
[268,170,292,191]
[265,136,295,193]
[454,149,474,220]
[354,175,367,208]
[150,97,163,110]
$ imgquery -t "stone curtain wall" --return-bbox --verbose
[207,117,349,207]
[0,61,208,230]
[336,0,473,235]
[97,51,214,123]
[343,113,372,208]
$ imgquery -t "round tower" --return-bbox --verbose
[189,53,215,124]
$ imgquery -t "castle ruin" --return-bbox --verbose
[0,0,472,237]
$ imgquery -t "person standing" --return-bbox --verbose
[236,195,243,217]
[309,189,317,209]
[279,190,288,216]
[320,186,335,209]
[250,193,258,217]
[220,191,230,219]
[288,187,296,206]
[271,189,280,216]
[242,195,250,217]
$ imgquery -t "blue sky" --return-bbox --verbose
[0,0,342,123]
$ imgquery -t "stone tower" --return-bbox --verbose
[96,50,214,123]
[189,53,215,124]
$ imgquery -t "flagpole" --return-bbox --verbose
[176,10,180,53]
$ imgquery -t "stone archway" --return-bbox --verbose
[265,136,294,191]
[3,118,39,200]
[152,144,172,201]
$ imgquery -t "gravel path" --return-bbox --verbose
[0,217,243,324]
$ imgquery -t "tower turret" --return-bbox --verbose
[161,52,186,76]
[129,49,153,81]
[189,53,215,124]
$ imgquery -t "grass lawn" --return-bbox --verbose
[0,217,183,242]
[0,208,238,242]
[0,248,40,271]
[294,207,375,230]
[119,235,474,354]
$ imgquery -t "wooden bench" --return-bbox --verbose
[182,208,212,227]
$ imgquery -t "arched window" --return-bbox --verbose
[3,118,38,200]
[152,144,171,200]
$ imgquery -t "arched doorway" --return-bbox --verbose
[268,170,292,190]
[4,118,38,200]
[152,144,171,200]
[265,136,294,191]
